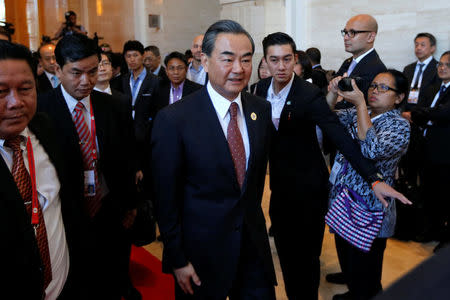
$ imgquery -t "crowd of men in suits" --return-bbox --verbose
[1,11,450,300]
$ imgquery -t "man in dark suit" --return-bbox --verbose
[334,14,387,105]
[119,40,159,172]
[152,20,277,299]
[255,32,408,300]
[0,41,71,300]
[144,45,169,83]
[151,51,202,117]
[36,42,59,94]
[396,33,440,241]
[409,51,450,252]
[306,47,329,88]
[37,34,137,299]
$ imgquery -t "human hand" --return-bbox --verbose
[122,208,137,229]
[401,111,412,123]
[337,79,365,107]
[372,181,412,208]
[328,75,343,94]
[135,170,144,185]
[174,262,201,295]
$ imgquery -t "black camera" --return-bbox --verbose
[338,76,364,92]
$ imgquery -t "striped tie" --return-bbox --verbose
[73,101,102,217]
[5,136,52,289]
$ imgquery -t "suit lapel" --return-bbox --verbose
[122,73,132,104]
[277,75,299,132]
[421,58,437,89]
[90,92,106,156]
[241,93,258,193]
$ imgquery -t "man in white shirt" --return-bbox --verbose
[37,42,60,94]
[0,40,69,300]
[186,34,207,85]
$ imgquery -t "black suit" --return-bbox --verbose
[152,79,202,117]
[256,75,379,299]
[152,88,276,299]
[336,49,387,105]
[155,65,169,83]
[0,113,75,300]
[411,83,450,241]
[36,72,54,94]
[37,87,136,299]
[119,71,159,168]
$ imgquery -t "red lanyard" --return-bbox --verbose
[26,136,39,225]
[89,100,98,161]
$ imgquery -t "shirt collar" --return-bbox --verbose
[312,64,321,69]
[207,81,243,121]
[44,70,56,83]
[153,64,161,75]
[417,55,433,67]
[188,62,203,73]
[171,80,185,91]
[442,81,450,89]
[93,85,112,95]
[268,72,295,99]
[0,127,30,148]
[131,67,147,84]
[354,47,375,64]
[60,85,91,114]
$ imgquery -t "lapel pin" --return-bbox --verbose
[287,101,291,105]
[251,112,257,120]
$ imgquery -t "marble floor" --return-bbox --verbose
[145,175,435,300]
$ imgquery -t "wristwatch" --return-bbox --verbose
[368,172,384,184]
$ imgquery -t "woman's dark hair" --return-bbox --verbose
[381,69,409,107]
[296,50,312,80]
[55,33,100,68]
[257,58,264,80]
[164,51,188,68]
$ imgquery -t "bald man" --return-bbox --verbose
[36,43,59,94]
[332,14,387,106]
[186,34,207,85]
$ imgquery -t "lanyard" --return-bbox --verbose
[89,100,98,161]
[26,136,39,225]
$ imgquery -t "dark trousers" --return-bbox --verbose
[270,190,327,300]
[422,162,450,241]
[335,235,387,300]
[174,230,275,300]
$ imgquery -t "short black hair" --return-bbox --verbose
[262,32,296,58]
[144,45,160,57]
[415,33,437,47]
[100,51,112,63]
[0,40,36,78]
[381,69,409,107]
[110,52,123,69]
[123,40,144,55]
[164,51,188,67]
[441,51,450,58]
[55,33,100,68]
[296,50,312,80]
[202,20,255,57]
[184,49,193,60]
[306,47,321,65]
[0,27,11,42]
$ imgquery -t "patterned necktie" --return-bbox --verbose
[412,63,424,89]
[51,75,59,88]
[227,102,246,189]
[347,59,357,76]
[5,136,52,289]
[73,101,102,217]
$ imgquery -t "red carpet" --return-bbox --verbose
[128,245,175,300]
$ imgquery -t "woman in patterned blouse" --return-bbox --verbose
[326,70,411,300]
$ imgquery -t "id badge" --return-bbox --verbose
[408,90,419,104]
[84,170,96,196]
[329,161,342,185]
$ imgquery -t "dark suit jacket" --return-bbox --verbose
[336,49,387,102]
[311,68,329,90]
[151,88,276,297]
[36,73,54,95]
[156,65,169,83]
[1,113,74,300]
[411,82,450,164]
[151,79,202,118]
[403,58,440,111]
[256,76,378,218]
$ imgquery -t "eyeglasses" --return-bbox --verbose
[368,83,399,93]
[341,29,371,38]
[167,66,186,72]
[437,62,450,68]
[99,61,111,67]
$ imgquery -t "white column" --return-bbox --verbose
[133,0,145,43]
[285,0,308,49]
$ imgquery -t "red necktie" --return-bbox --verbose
[5,136,52,289]
[227,102,246,189]
[73,101,102,217]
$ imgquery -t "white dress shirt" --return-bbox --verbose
[207,82,250,168]
[93,85,112,95]
[266,73,295,129]
[0,128,69,300]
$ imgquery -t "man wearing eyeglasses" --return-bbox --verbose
[409,51,450,253]
[333,14,386,107]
